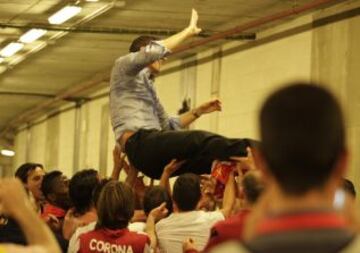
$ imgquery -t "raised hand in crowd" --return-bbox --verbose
[0,178,61,253]
[146,202,169,251]
[111,145,127,180]
[160,159,186,196]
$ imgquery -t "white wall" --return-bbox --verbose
[12,2,360,189]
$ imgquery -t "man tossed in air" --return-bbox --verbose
[110,9,252,179]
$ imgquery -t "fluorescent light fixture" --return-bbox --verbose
[48,6,82,24]
[86,0,99,2]
[1,149,15,157]
[0,42,24,57]
[20,29,47,43]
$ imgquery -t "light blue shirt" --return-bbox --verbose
[109,41,182,141]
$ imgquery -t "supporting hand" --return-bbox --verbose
[183,238,198,252]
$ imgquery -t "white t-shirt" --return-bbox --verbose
[155,210,225,253]
[67,221,147,253]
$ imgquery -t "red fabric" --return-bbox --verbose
[42,203,66,219]
[203,210,251,252]
[185,250,200,253]
[79,228,150,253]
[256,212,347,236]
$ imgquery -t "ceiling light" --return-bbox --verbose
[48,6,82,25]
[86,0,99,2]
[20,29,47,43]
[0,42,24,57]
[1,149,15,157]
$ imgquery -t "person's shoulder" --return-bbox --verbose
[156,213,174,224]
[126,230,150,243]
[76,221,96,234]
[78,227,100,241]
[202,210,225,221]
[214,210,250,230]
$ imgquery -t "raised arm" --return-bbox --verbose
[111,145,126,180]
[220,171,236,218]
[159,9,201,50]
[145,203,168,251]
[179,99,222,128]
[159,159,185,196]
[118,9,201,76]
[0,178,61,253]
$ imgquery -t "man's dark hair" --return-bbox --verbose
[260,83,345,195]
[242,172,264,205]
[41,170,62,201]
[92,178,113,206]
[15,163,44,183]
[129,35,159,52]
[143,186,173,216]
[173,173,201,211]
[96,181,134,230]
[69,169,99,215]
[342,178,356,198]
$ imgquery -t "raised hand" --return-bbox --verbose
[187,9,202,36]
[149,202,168,222]
[196,99,222,115]
[230,147,257,176]
[183,238,198,252]
[163,159,186,176]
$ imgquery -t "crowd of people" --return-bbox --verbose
[0,82,359,253]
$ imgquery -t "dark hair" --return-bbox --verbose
[143,186,172,216]
[69,169,99,215]
[96,181,134,230]
[92,178,113,206]
[41,170,62,201]
[173,173,201,211]
[242,172,264,205]
[260,83,345,195]
[15,163,44,183]
[129,35,158,52]
[342,178,356,198]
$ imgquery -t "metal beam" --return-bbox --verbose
[0,22,256,40]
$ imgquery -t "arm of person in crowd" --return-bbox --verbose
[122,9,201,75]
[111,145,126,181]
[183,238,199,253]
[220,171,236,218]
[179,99,222,128]
[125,163,139,187]
[145,203,168,252]
[0,178,61,253]
[159,159,185,196]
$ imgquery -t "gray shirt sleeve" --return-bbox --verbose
[120,41,169,76]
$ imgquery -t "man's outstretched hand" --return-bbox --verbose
[196,99,222,115]
[186,9,202,36]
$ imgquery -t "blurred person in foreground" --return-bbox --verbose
[0,178,61,253]
[208,83,360,253]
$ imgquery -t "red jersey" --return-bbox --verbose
[78,227,150,253]
[203,209,251,252]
